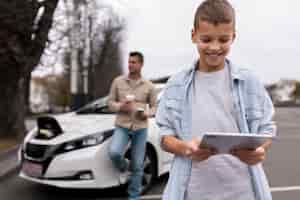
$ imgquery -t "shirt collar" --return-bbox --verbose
[188,58,245,83]
[226,59,245,81]
[125,75,145,84]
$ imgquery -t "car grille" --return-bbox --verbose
[25,143,49,159]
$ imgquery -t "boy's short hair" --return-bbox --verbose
[129,51,144,64]
[194,0,235,29]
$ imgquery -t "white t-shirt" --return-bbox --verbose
[186,65,255,200]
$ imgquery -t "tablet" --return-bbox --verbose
[199,132,274,153]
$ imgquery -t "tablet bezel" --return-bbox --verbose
[199,132,274,153]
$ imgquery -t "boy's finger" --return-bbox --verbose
[193,138,202,146]
[233,148,257,155]
[255,147,265,154]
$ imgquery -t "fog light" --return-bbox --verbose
[79,172,93,180]
[64,144,76,151]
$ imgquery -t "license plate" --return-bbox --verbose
[22,161,43,178]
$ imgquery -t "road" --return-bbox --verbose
[1,107,300,200]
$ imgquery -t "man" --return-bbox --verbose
[107,51,157,200]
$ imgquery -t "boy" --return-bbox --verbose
[155,0,276,200]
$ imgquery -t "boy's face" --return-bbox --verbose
[192,20,235,71]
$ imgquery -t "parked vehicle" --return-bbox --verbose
[19,85,172,193]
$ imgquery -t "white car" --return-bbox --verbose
[19,87,172,193]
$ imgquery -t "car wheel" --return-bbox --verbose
[141,148,157,194]
[125,147,157,194]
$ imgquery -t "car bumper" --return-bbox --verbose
[19,172,101,188]
[19,140,121,189]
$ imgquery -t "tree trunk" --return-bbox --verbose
[24,73,31,115]
[0,79,26,138]
[91,30,124,99]
[0,0,59,138]
[0,30,27,137]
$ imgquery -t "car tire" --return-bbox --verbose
[141,147,157,194]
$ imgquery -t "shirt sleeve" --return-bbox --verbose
[147,83,158,117]
[107,78,122,112]
[155,89,177,145]
[258,87,277,136]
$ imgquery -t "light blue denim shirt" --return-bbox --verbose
[155,59,276,200]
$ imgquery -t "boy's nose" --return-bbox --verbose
[209,41,221,51]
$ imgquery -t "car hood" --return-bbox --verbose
[30,112,115,145]
[54,112,114,133]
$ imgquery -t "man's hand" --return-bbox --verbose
[136,111,148,120]
[230,140,271,165]
[184,138,217,162]
[119,101,134,113]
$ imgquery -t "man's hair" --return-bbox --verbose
[194,0,235,29]
[129,51,144,64]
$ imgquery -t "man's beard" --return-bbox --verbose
[129,70,138,76]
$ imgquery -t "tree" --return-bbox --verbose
[0,0,59,138]
[61,0,125,106]
[293,81,300,101]
[28,0,126,113]
[88,3,125,100]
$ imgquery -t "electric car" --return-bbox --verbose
[19,85,172,193]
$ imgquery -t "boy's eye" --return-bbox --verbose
[219,38,230,43]
[200,38,211,43]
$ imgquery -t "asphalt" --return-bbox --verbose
[0,118,36,180]
[0,145,19,180]
[0,106,299,188]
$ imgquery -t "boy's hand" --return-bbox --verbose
[184,138,217,161]
[230,147,265,165]
[230,139,272,165]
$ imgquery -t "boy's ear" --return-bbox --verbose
[191,29,197,44]
[232,32,236,42]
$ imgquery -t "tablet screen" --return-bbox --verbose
[199,132,274,153]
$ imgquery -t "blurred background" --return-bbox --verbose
[0,0,299,138]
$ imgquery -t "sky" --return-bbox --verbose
[123,0,300,84]
[33,0,300,84]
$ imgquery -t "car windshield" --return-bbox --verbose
[75,84,165,115]
[76,96,114,114]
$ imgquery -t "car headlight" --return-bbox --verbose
[61,130,113,152]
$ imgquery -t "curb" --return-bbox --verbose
[0,145,20,180]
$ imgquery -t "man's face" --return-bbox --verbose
[128,56,143,74]
[192,20,235,71]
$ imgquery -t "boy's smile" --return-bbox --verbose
[192,21,235,72]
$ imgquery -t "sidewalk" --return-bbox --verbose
[0,144,19,180]
[0,118,36,180]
